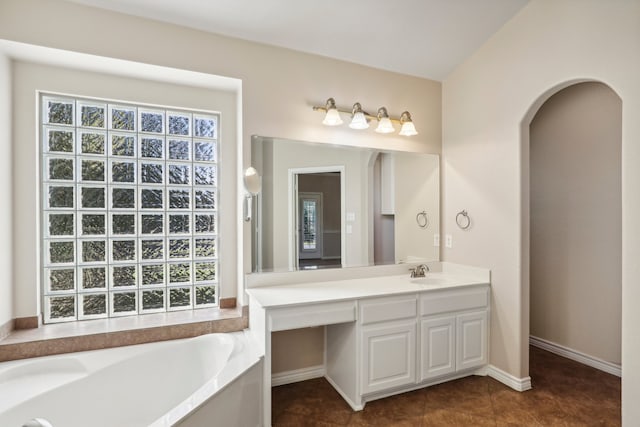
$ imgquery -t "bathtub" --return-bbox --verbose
[0,331,263,427]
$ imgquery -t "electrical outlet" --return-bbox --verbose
[445,234,453,248]
[433,234,440,246]
[346,224,353,234]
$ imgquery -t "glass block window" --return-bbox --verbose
[41,95,219,323]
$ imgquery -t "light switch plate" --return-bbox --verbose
[434,234,440,246]
[346,224,353,234]
[445,234,453,248]
[346,212,356,222]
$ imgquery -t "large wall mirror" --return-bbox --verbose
[250,136,440,272]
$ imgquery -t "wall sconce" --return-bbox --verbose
[399,111,418,136]
[349,102,369,129]
[243,167,262,222]
[313,98,418,136]
[321,98,343,126]
[375,107,395,134]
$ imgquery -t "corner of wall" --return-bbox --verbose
[0,52,13,327]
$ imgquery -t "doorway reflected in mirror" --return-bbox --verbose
[296,172,342,270]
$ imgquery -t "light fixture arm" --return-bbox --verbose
[312,100,404,124]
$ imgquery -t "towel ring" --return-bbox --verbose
[456,210,471,230]
[416,211,428,228]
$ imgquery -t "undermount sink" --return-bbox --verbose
[411,276,455,286]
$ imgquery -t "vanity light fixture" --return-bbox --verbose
[399,111,418,136]
[349,102,369,129]
[375,107,395,134]
[321,97,343,126]
[312,98,418,136]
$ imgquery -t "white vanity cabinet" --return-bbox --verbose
[246,265,491,426]
[419,286,489,381]
[359,295,417,394]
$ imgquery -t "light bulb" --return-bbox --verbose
[349,102,369,129]
[399,121,418,136]
[375,117,395,133]
[349,111,369,129]
[322,108,343,126]
[399,111,418,136]
[322,98,343,126]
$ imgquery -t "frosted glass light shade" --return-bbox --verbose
[399,121,418,136]
[349,111,369,129]
[244,167,262,195]
[375,117,395,134]
[322,108,343,126]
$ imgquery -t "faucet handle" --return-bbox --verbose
[414,264,429,277]
[409,268,416,278]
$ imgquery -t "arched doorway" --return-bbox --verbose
[525,81,622,375]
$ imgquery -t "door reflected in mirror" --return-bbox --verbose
[296,172,342,270]
[250,136,439,273]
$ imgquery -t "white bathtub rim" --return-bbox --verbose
[0,331,262,427]
[0,336,219,417]
[149,330,263,427]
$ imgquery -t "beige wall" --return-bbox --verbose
[0,0,441,309]
[530,82,621,365]
[0,0,441,381]
[11,60,238,318]
[271,327,325,374]
[0,54,12,328]
[442,0,639,421]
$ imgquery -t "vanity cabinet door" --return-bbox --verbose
[420,315,456,381]
[361,320,416,395]
[456,310,488,371]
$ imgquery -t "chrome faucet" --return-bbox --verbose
[410,264,430,278]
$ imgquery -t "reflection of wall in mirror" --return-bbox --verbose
[394,153,440,263]
[373,154,395,265]
[254,138,372,271]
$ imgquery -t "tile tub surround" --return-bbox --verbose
[219,297,238,308]
[272,346,621,426]
[14,317,39,330]
[0,306,248,362]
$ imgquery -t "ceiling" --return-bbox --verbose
[66,0,530,81]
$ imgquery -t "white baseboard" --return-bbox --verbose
[529,335,621,377]
[486,364,532,391]
[324,375,364,411]
[271,365,325,387]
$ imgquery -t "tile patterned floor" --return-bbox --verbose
[272,346,621,426]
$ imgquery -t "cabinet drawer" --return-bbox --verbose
[360,296,417,325]
[269,301,356,331]
[420,287,488,316]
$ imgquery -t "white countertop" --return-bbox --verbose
[246,269,490,309]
